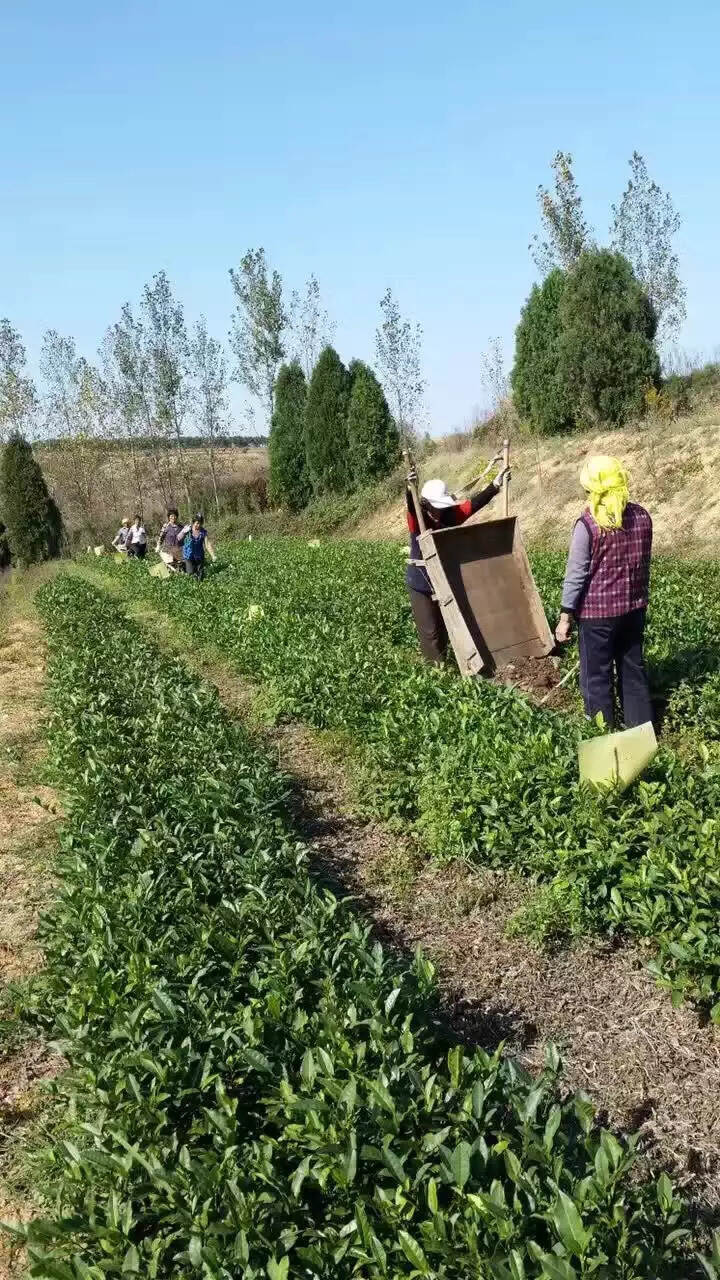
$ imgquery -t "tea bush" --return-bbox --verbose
[90,541,720,1016]
[17,574,713,1277]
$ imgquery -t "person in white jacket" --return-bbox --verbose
[126,515,148,560]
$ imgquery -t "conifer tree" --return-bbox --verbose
[511,270,573,435]
[0,432,64,565]
[346,361,399,486]
[303,346,350,496]
[269,362,311,510]
[558,250,659,426]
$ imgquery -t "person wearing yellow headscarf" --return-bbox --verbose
[556,456,653,729]
[579,456,630,530]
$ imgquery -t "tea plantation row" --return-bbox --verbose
[15,574,714,1278]
[90,542,720,1016]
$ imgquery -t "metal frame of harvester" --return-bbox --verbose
[406,440,554,677]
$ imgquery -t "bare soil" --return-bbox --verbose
[111,586,720,1215]
[493,653,577,711]
[0,600,63,1278]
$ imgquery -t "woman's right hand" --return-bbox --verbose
[555,613,573,643]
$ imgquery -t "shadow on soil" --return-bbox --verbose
[284,770,538,1058]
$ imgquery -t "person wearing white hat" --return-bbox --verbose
[405,463,509,663]
[112,517,131,552]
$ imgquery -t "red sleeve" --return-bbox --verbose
[435,500,472,528]
[406,488,420,534]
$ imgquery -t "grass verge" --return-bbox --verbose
[0,567,64,1279]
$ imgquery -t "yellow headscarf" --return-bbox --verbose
[579,455,629,531]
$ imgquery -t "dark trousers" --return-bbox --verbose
[127,543,147,559]
[579,609,653,729]
[184,558,205,581]
[409,587,448,664]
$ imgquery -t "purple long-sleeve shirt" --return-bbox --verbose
[561,519,592,613]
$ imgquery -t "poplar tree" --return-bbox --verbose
[229,248,287,426]
[0,319,38,440]
[374,289,425,444]
[530,151,595,275]
[610,151,686,340]
[288,275,335,379]
[189,317,230,516]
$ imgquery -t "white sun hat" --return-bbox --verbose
[420,478,455,509]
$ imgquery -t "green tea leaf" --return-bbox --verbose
[301,1049,316,1087]
[657,1171,674,1213]
[343,1132,357,1185]
[398,1230,429,1274]
[521,1085,544,1124]
[550,1192,589,1256]
[449,1140,471,1189]
[540,1255,578,1280]
[122,1244,140,1274]
[381,1146,406,1183]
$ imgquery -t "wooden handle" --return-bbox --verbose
[403,447,426,534]
[503,439,510,517]
[455,453,504,494]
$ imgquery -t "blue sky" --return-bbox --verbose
[2,0,719,432]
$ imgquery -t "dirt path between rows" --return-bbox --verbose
[265,723,720,1213]
[0,580,64,1278]
[83,576,720,1216]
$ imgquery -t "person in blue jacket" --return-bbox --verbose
[178,514,217,580]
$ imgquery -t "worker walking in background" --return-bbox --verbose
[178,513,216,580]
[556,456,653,728]
[156,508,184,570]
[126,515,148,560]
[112,517,131,552]
[405,464,509,663]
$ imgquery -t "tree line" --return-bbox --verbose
[0,146,688,552]
[268,287,426,510]
[0,259,426,537]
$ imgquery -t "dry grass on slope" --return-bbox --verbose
[358,406,720,556]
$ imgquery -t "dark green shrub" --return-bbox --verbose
[304,346,351,496]
[346,360,399,486]
[661,362,720,417]
[558,250,660,426]
[657,376,690,417]
[513,253,660,433]
[269,361,311,510]
[0,432,64,565]
[511,270,574,434]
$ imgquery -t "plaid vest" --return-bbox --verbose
[578,502,652,619]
